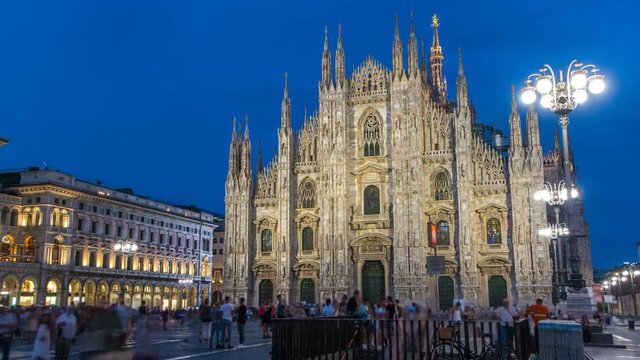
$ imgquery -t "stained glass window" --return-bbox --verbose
[302,227,313,251]
[364,185,380,215]
[299,181,316,208]
[363,115,381,157]
[261,229,272,252]
[486,218,502,244]
[437,221,450,246]
[434,172,451,200]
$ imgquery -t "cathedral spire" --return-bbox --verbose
[509,85,523,149]
[526,105,540,149]
[242,115,252,177]
[257,140,263,173]
[335,24,346,88]
[420,37,427,82]
[407,12,419,77]
[321,26,332,89]
[228,117,238,176]
[281,72,291,129]
[430,14,446,99]
[456,48,469,110]
[392,15,404,77]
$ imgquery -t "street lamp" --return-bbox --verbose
[114,240,139,304]
[622,262,640,317]
[535,181,577,303]
[606,273,627,316]
[522,60,605,287]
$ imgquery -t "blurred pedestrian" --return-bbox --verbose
[198,299,212,344]
[0,306,17,360]
[260,300,273,339]
[54,307,76,360]
[220,297,234,349]
[236,298,247,348]
[161,308,169,331]
[32,313,52,360]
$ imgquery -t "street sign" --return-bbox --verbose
[427,256,445,275]
[604,294,615,304]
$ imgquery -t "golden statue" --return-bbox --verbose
[432,14,440,28]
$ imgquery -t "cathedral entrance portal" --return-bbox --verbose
[259,279,273,305]
[362,261,385,303]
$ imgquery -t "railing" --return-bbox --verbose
[272,317,532,360]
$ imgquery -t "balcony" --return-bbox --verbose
[0,255,37,264]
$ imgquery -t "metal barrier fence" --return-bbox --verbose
[272,317,532,360]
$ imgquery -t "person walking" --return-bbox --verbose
[276,295,287,319]
[497,298,519,348]
[32,313,52,360]
[198,298,212,345]
[209,302,223,349]
[220,297,234,349]
[260,300,273,338]
[322,299,335,317]
[528,298,549,353]
[236,298,247,348]
[136,300,149,341]
[54,307,76,360]
[161,308,169,331]
[0,306,17,360]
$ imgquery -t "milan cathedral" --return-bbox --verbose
[223,14,592,309]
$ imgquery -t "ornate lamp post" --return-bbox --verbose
[622,263,640,317]
[521,60,605,288]
[535,181,577,303]
[114,240,138,304]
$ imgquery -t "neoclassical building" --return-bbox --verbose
[0,168,221,309]
[224,15,591,309]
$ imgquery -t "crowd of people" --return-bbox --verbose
[0,301,208,360]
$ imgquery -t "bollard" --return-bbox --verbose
[629,319,635,330]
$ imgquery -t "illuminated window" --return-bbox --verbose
[436,221,450,246]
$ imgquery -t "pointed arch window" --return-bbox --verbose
[436,221,450,246]
[486,218,502,244]
[302,227,313,251]
[363,115,381,157]
[363,185,381,215]
[261,229,272,252]
[299,180,316,208]
[434,172,451,201]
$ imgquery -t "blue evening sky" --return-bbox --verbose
[0,1,638,269]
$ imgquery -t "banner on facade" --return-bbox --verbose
[592,283,603,303]
[427,256,445,275]
[427,222,437,248]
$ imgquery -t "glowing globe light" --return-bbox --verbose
[571,188,579,198]
[520,87,537,105]
[114,243,122,251]
[573,89,588,104]
[536,76,553,94]
[570,70,588,89]
[540,94,554,109]
[131,244,139,252]
[588,75,605,94]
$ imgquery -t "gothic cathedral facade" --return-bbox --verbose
[224,15,563,309]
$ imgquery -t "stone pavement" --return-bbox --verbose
[8,318,272,360]
[585,324,640,359]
